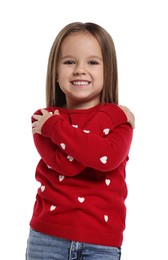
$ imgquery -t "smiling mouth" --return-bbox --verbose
[71,81,90,86]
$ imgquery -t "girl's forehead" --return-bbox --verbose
[62,32,99,45]
[61,32,101,54]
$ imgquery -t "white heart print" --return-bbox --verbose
[103,128,110,135]
[72,124,78,128]
[100,156,108,164]
[67,155,74,162]
[104,215,108,222]
[105,179,111,186]
[60,143,66,150]
[40,185,45,192]
[78,197,85,203]
[83,130,90,133]
[50,205,56,211]
[59,175,65,181]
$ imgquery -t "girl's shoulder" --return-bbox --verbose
[98,103,127,126]
[100,103,126,116]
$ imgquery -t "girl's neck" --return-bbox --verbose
[65,101,101,110]
[65,98,101,110]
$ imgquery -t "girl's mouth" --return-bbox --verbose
[71,80,90,86]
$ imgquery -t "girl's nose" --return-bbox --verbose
[73,63,86,75]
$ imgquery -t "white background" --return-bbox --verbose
[0,0,167,259]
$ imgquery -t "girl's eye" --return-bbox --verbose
[89,60,99,65]
[64,60,75,65]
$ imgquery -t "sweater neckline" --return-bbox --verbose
[56,103,105,114]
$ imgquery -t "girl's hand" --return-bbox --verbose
[118,105,135,129]
[32,109,60,134]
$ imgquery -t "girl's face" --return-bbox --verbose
[57,32,104,109]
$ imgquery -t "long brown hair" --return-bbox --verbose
[46,22,118,107]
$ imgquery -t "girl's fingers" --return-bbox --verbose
[33,114,42,120]
[41,108,51,115]
[54,109,60,115]
[32,121,38,128]
[118,105,135,129]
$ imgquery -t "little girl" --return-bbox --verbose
[26,22,134,260]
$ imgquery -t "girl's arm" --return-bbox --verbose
[32,109,85,176]
[36,113,133,173]
[32,105,134,176]
[32,105,135,135]
[33,134,85,176]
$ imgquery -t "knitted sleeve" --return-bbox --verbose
[32,109,85,176]
[41,114,133,174]
[33,133,85,176]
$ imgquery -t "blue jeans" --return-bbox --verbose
[26,229,121,260]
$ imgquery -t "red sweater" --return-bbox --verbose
[30,103,133,247]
